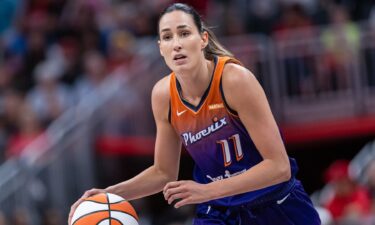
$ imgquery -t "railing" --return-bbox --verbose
[0,75,130,224]
[0,39,163,223]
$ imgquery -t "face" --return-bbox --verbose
[158,11,208,73]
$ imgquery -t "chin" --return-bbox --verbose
[175,59,194,70]
[174,65,192,74]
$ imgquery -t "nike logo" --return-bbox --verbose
[276,193,290,205]
[177,110,187,116]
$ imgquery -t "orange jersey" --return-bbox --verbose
[169,56,291,206]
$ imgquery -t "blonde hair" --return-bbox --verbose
[202,24,233,60]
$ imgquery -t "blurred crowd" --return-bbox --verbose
[311,141,375,225]
[0,0,375,225]
[0,0,374,163]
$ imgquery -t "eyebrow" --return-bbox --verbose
[160,25,190,33]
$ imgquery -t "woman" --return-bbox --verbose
[69,3,321,224]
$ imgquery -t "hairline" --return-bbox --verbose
[158,9,202,38]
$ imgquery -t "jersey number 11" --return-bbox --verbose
[217,134,244,167]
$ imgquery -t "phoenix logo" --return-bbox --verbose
[181,117,227,146]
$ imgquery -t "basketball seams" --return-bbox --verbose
[96,218,110,225]
[72,211,109,225]
[85,193,108,203]
[111,211,138,225]
[107,200,126,204]
[107,193,126,203]
[72,193,138,225]
[84,198,126,204]
[105,193,112,225]
[83,199,116,204]
[111,218,124,225]
[108,210,138,222]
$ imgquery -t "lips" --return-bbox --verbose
[173,54,187,61]
[173,54,187,66]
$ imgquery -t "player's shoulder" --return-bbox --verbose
[222,62,256,89]
[152,75,171,101]
[151,75,171,118]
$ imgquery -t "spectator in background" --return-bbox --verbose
[15,10,50,92]
[361,160,375,225]
[1,89,24,134]
[221,5,247,36]
[319,5,360,92]
[350,141,375,197]
[106,30,135,73]
[323,160,371,224]
[0,210,8,225]
[0,116,9,163]
[75,51,107,101]
[10,208,31,225]
[5,103,42,159]
[365,6,375,87]
[75,5,102,52]
[0,64,16,152]
[0,63,13,93]
[273,3,314,38]
[26,60,73,126]
[0,88,21,161]
[48,36,83,86]
[349,140,375,224]
[246,0,279,35]
[273,3,316,96]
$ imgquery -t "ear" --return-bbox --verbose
[201,31,209,49]
[158,40,164,56]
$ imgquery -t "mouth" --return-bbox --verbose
[173,54,187,61]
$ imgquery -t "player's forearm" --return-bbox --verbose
[105,165,174,200]
[206,159,291,200]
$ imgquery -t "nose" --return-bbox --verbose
[173,36,182,51]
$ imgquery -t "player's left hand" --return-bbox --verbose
[163,180,211,208]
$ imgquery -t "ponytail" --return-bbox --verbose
[202,24,233,60]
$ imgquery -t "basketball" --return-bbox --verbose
[70,193,139,225]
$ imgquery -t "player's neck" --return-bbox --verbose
[176,58,213,105]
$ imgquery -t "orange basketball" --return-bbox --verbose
[71,193,139,225]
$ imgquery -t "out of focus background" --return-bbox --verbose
[1,0,375,224]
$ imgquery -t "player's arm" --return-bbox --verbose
[69,77,181,224]
[106,76,182,200]
[205,63,291,199]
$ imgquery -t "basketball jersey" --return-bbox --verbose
[169,56,297,206]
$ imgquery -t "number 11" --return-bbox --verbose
[217,134,243,167]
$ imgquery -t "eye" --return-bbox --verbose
[180,31,190,37]
[162,34,172,41]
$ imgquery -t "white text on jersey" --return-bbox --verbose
[208,103,224,110]
[206,169,247,182]
[181,117,227,146]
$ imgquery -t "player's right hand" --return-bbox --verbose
[68,188,106,225]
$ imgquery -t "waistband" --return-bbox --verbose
[244,177,296,209]
[205,177,297,212]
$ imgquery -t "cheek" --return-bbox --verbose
[159,44,174,66]
[187,38,205,55]
[160,45,171,58]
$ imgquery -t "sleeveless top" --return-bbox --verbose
[169,56,297,206]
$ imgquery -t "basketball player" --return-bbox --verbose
[69,3,321,224]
